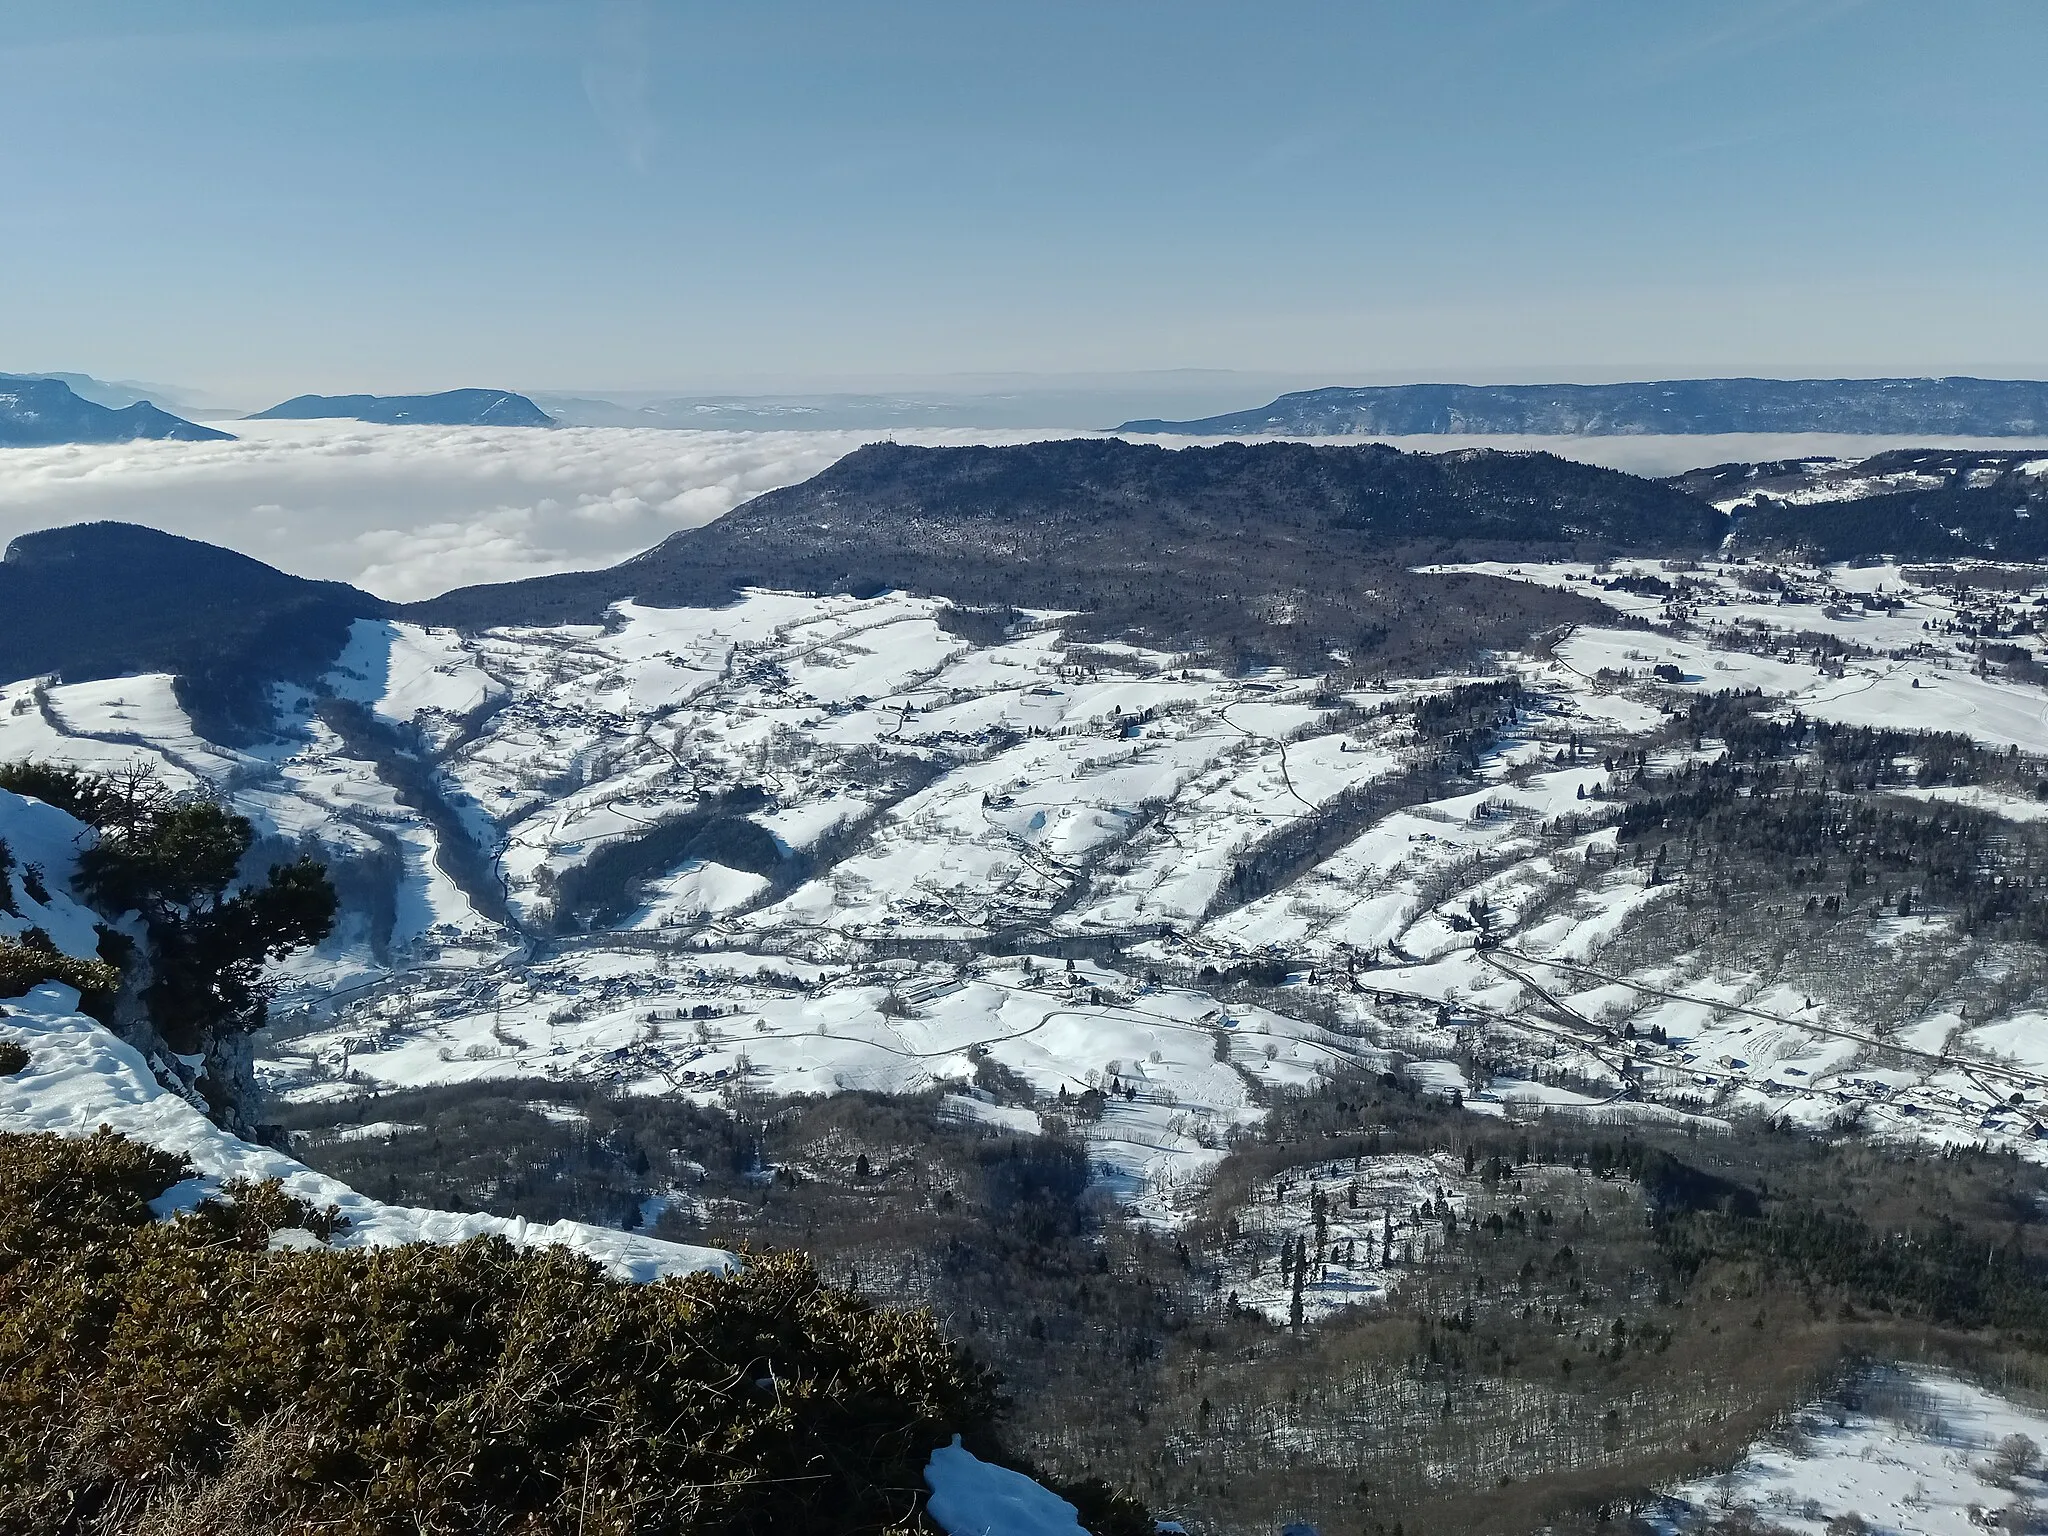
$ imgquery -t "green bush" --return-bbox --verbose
[0,1128,999,1536]
[0,937,121,1009]
[75,800,337,1051]
[0,1127,192,1260]
[3,761,339,1053]
[0,1041,26,1076]
[0,760,134,828]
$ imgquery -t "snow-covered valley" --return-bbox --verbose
[8,551,2048,1233]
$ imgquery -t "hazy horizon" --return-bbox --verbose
[23,366,2048,432]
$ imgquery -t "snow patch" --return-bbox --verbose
[925,1437,1086,1536]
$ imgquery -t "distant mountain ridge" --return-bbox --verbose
[0,375,232,446]
[0,440,1713,707]
[249,389,554,427]
[1121,377,2048,437]
[8,370,205,414]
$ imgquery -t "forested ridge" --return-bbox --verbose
[411,439,1716,670]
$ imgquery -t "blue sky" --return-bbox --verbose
[6,1,2045,401]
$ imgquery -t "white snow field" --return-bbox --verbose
[0,788,113,960]
[9,552,2048,1236]
[1655,1368,2048,1536]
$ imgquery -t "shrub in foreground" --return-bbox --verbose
[0,936,120,1012]
[0,1128,998,1536]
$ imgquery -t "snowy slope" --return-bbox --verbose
[0,788,108,959]
[0,983,730,1282]
[329,618,504,736]
[1657,1368,2048,1536]
[239,564,2048,1214]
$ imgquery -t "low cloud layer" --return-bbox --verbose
[0,422,1060,602]
[3,424,2038,604]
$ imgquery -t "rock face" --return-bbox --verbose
[1120,377,2048,437]
[0,375,232,445]
[248,389,555,427]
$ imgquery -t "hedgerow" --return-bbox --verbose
[0,1128,998,1536]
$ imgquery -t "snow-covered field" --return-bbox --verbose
[0,982,729,1281]
[1656,1368,2048,1536]
[1220,1150,1473,1324]
[10,552,2048,1233]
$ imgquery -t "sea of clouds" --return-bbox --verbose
[3,423,2043,603]
[0,422,1074,602]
